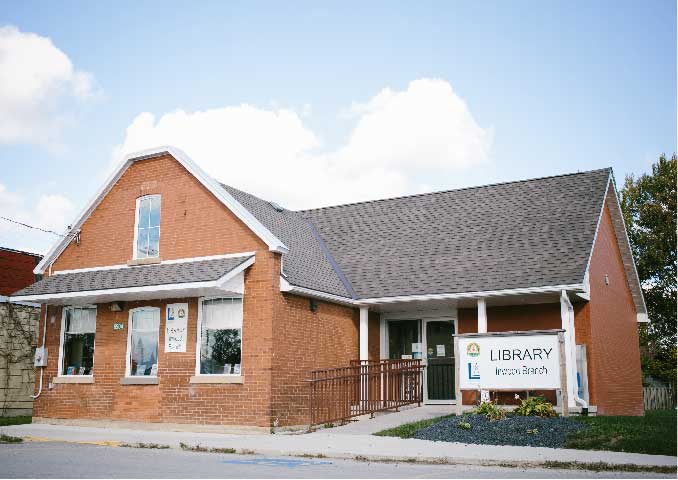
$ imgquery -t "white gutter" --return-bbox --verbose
[561,290,588,412]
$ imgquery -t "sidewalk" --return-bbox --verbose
[1,422,675,469]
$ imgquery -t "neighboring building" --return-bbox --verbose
[12,147,647,428]
[1,247,42,416]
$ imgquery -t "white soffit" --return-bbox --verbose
[34,146,288,274]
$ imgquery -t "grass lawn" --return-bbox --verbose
[565,409,676,457]
[374,410,676,457]
[373,414,455,438]
[0,416,32,427]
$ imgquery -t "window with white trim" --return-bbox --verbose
[134,195,161,259]
[60,306,96,376]
[198,298,243,375]
[127,307,160,376]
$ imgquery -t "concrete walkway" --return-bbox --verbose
[1,422,675,469]
[324,404,455,435]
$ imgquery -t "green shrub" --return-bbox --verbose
[514,396,557,417]
[473,400,507,421]
[457,420,471,430]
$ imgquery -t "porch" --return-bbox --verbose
[356,286,590,410]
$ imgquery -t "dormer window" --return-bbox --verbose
[134,194,161,259]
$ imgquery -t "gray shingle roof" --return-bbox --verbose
[221,185,352,298]
[302,169,611,299]
[12,255,253,297]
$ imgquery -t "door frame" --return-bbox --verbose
[380,312,457,405]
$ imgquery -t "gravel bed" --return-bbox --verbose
[413,414,587,448]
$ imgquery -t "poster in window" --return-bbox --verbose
[165,303,188,352]
[233,364,241,375]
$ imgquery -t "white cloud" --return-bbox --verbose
[114,78,492,209]
[0,184,75,254]
[0,25,96,147]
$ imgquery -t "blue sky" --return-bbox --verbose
[0,1,675,254]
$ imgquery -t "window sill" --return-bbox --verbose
[189,375,243,384]
[54,376,94,384]
[127,257,161,267]
[120,376,159,385]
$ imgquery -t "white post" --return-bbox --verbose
[359,306,369,361]
[477,298,487,333]
[560,290,576,408]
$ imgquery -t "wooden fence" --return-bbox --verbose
[643,385,676,410]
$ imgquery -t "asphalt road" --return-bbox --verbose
[0,441,672,479]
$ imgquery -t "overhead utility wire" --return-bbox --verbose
[0,216,66,237]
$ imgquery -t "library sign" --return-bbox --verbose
[458,333,561,390]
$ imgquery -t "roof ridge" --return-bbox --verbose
[300,167,613,213]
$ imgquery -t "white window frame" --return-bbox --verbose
[195,296,243,377]
[58,305,97,377]
[132,194,161,260]
[125,306,161,378]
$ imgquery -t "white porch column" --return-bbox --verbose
[359,306,369,361]
[560,290,577,408]
[477,298,487,333]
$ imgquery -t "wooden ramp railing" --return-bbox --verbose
[307,359,424,428]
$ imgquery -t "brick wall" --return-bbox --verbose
[0,249,41,296]
[34,154,360,427]
[586,199,643,415]
[271,294,358,426]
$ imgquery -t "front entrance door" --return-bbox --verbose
[425,320,456,402]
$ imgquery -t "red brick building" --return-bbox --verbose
[12,146,647,428]
[0,246,42,297]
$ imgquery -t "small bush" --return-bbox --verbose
[457,420,472,430]
[514,396,557,417]
[473,400,507,421]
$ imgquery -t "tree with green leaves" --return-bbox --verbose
[620,153,677,383]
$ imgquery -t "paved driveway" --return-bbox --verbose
[0,442,672,479]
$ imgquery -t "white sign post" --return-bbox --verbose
[455,330,568,416]
[165,303,188,352]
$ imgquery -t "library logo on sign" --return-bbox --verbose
[466,342,480,357]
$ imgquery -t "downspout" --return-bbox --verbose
[561,290,588,413]
[31,303,48,399]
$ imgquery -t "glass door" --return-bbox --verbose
[425,320,455,401]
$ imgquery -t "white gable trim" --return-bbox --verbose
[34,146,288,274]
[581,171,647,319]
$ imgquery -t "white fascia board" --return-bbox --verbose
[357,284,586,306]
[581,172,612,287]
[637,313,649,323]
[0,295,40,307]
[16,258,254,303]
[34,146,287,274]
[607,175,648,315]
[52,251,255,275]
[279,276,358,307]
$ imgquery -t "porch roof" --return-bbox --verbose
[11,254,254,304]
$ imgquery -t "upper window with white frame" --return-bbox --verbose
[198,298,243,375]
[127,307,160,377]
[60,306,96,376]
[134,194,161,259]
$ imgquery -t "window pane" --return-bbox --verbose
[62,307,96,375]
[136,227,149,258]
[129,309,159,376]
[130,331,158,376]
[148,227,159,257]
[149,196,160,228]
[200,328,241,374]
[138,198,151,228]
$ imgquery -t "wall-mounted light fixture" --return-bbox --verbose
[110,301,125,312]
[604,274,609,285]
[309,299,318,312]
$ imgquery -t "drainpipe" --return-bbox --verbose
[359,307,369,361]
[560,290,588,413]
[31,304,48,399]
